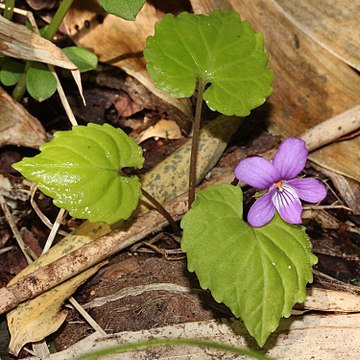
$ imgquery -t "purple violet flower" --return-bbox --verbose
[234,137,327,227]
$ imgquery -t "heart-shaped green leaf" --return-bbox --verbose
[98,0,146,20]
[26,62,57,102]
[181,184,317,346]
[13,124,144,224]
[62,47,98,73]
[144,11,273,116]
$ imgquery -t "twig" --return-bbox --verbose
[301,104,360,152]
[68,297,107,336]
[303,204,352,211]
[30,184,68,236]
[0,193,32,264]
[48,64,78,126]
[42,208,67,254]
[0,190,190,314]
[0,246,16,255]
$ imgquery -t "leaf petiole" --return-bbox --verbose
[188,79,206,208]
[3,0,15,21]
[141,188,182,237]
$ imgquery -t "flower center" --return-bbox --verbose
[274,180,283,189]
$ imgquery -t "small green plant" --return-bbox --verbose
[0,0,145,102]
[12,9,327,350]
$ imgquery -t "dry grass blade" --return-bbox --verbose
[0,16,75,69]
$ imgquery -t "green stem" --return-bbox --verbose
[188,79,206,208]
[12,62,31,101]
[43,0,74,40]
[76,337,272,360]
[3,0,15,20]
[141,188,182,237]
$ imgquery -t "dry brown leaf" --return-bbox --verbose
[0,15,75,70]
[316,164,360,215]
[63,0,193,131]
[191,0,360,182]
[274,0,360,71]
[137,119,182,143]
[6,221,111,356]
[0,87,46,148]
[7,263,105,356]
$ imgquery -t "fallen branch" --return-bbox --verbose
[0,105,359,314]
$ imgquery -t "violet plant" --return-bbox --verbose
[12,9,327,349]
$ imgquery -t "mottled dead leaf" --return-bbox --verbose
[0,87,46,148]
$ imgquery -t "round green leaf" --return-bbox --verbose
[62,46,98,73]
[26,62,57,102]
[0,57,24,86]
[13,124,144,224]
[144,11,273,116]
[181,184,317,346]
[98,0,146,20]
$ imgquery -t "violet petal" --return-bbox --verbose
[273,138,308,180]
[287,178,327,203]
[272,184,302,224]
[247,191,276,227]
[234,157,279,190]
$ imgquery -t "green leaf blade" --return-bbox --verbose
[144,11,273,116]
[26,62,57,102]
[98,0,145,20]
[181,184,317,346]
[62,47,98,72]
[0,58,24,86]
[13,124,144,224]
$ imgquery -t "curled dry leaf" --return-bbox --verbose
[0,87,46,148]
[63,0,193,131]
[137,119,182,143]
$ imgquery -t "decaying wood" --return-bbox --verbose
[300,105,360,152]
[23,314,360,360]
[0,107,359,315]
